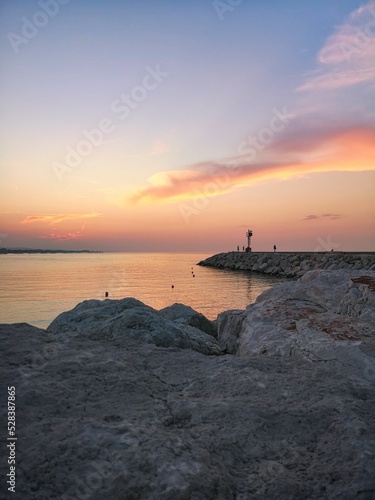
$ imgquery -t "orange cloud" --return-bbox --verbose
[128,126,375,204]
[21,213,103,225]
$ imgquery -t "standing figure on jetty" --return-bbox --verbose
[273,245,277,252]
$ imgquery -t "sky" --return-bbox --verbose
[0,0,374,252]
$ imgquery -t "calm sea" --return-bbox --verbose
[0,252,287,329]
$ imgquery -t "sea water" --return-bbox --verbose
[0,252,287,328]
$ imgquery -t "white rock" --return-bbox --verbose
[218,270,375,380]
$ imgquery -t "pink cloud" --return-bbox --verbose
[21,213,102,225]
[128,125,375,204]
[128,161,292,203]
[298,1,375,92]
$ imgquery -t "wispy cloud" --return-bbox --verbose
[303,214,342,221]
[21,213,103,225]
[128,161,293,203]
[39,225,86,240]
[298,1,375,92]
[128,125,375,204]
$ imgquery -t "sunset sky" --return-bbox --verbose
[0,0,374,252]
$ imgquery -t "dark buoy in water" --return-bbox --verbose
[171,285,174,289]
[105,291,109,298]
[192,274,195,277]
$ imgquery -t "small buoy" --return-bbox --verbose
[171,285,174,289]
[192,274,195,278]
[105,291,109,298]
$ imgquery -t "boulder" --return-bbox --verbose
[159,303,217,338]
[215,309,245,353]
[217,270,375,381]
[47,298,222,356]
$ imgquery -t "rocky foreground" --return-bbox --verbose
[1,270,375,499]
[198,251,375,278]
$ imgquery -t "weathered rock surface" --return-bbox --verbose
[159,303,218,338]
[47,297,221,356]
[1,271,374,499]
[199,251,375,278]
[1,322,374,499]
[218,270,375,379]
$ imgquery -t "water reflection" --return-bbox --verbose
[0,253,288,328]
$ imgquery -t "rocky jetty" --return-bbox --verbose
[1,270,375,499]
[198,251,375,278]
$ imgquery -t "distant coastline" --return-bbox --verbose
[0,248,102,254]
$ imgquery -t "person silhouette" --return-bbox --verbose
[273,245,277,252]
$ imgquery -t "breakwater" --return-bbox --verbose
[198,251,375,278]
